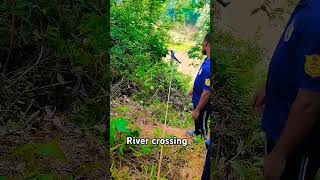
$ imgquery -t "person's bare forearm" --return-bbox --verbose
[272,91,320,158]
[195,90,211,112]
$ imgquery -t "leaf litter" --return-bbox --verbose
[0,111,108,179]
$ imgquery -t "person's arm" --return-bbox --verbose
[264,19,320,179]
[264,90,320,179]
[195,90,211,113]
[251,82,266,112]
[272,90,320,158]
[272,25,320,158]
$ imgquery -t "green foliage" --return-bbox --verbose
[212,28,266,109]
[187,1,210,61]
[110,1,209,179]
[231,161,261,180]
[147,100,193,129]
[193,135,205,144]
[10,143,67,178]
[0,0,107,177]
[0,0,107,63]
[34,144,66,159]
[0,0,108,126]
[168,0,209,24]
[33,174,73,180]
[211,28,266,178]
[113,106,130,115]
[110,118,145,156]
[153,128,163,138]
[71,99,107,127]
[111,0,169,80]
[110,0,195,121]
[12,143,66,160]
[131,61,191,103]
[110,118,130,147]
[74,162,105,176]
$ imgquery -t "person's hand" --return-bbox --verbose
[251,86,266,112]
[264,150,286,180]
[192,109,200,120]
[188,90,193,96]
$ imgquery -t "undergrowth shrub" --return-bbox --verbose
[110,0,192,115]
[110,0,169,82]
[211,28,267,178]
[110,117,190,179]
[0,0,108,126]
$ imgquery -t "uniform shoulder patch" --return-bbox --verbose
[205,79,210,86]
[305,55,320,78]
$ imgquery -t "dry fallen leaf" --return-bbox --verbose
[57,72,65,83]
[27,110,40,122]
[44,106,55,118]
[52,116,64,129]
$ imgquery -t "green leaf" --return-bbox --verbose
[119,143,125,155]
[35,175,54,180]
[114,118,130,133]
[141,146,152,154]
[129,128,140,138]
[110,121,116,147]
[34,143,65,159]
[133,151,143,158]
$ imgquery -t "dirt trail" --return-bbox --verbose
[140,123,191,141]
[164,51,200,82]
[167,27,201,81]
[176,52,200,81]
[111,97,206,180]
[140,122,206,180]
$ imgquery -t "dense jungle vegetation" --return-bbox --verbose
[0,0,108,178]
[210,0,320,179]
[110,0,211,179]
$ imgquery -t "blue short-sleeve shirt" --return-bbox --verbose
[192,58,211,108]
[262,0,320,142]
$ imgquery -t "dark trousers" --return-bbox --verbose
[266,135,320,180]
[194,109,209,138]
[201,140,211,180]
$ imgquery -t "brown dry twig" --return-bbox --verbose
[6,45,44,89]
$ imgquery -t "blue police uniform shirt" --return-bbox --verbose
[192,58,211,108]
[262,0,320,142]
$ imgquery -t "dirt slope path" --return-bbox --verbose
[111,97,206,180]
[164,51,200,82]
[176,52,200,81]
[140,123,206,180]
[166,26,201,81]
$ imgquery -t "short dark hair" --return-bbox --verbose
[204,32,212,43]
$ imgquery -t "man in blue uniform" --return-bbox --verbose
[252,0,320,179]
[186,32,211,139]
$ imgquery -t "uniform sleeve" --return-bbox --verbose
[202,65,211,91]
[296,19,320,92]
